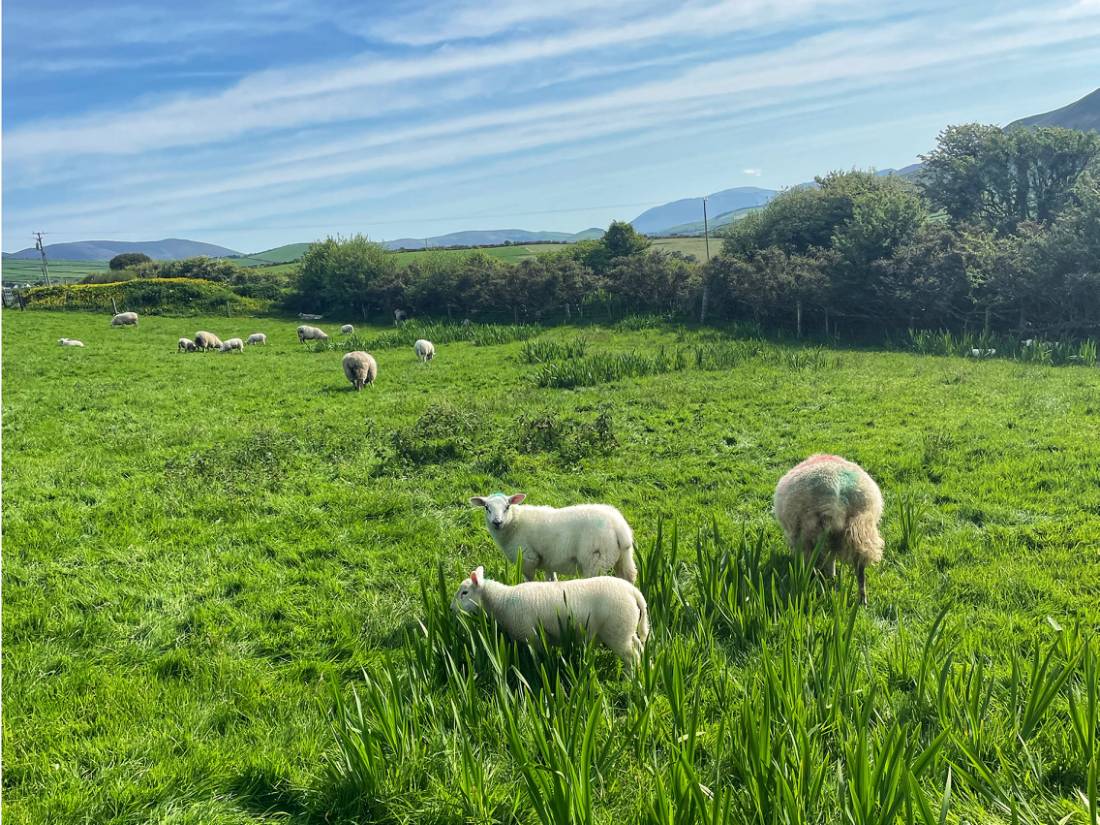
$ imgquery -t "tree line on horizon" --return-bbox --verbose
[43,122,1100,339]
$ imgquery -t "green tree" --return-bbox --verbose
[920,124,1100,231]
[109,252,151,270]
[292,235,398,317]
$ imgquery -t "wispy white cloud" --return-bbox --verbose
[742,168,762,176]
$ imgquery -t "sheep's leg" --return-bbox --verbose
[856,564,867,606]
[522,555,541,582]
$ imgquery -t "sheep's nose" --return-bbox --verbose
[492,519,503,528]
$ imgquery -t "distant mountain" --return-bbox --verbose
[230,243,314,265]
[382,228,602,250]
[630,187,776,235]
[657,205,764,236]
[1008,87,1100,132]
[3,238,240,261]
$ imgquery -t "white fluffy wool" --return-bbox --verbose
[111,312,138,326]
[220,338,245,352]
[297,325,329,342]
[342,351,377,390]
[452,567,648,670]
[414,339,435,362]
[246,333,267,345]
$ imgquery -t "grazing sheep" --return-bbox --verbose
[111,311,138,326]
[969,348,996,358]
[452,566,648,671]
[246,333,267,346]
[219,337,245,353]
[178,337,197,352]
[342,351,377,390]
[1021,339,1035,347]
[414,338,435,362]
[340,324,354,335]
[298,312,323,320]
[394,309,407,325]
[462,318,471,327]
[58,338,85,347]
[469,493,637,583]
[773,454,884,605]
[194,331,223,351]
[297,325,329,343]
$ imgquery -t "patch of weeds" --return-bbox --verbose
[390,404,482,466]
[516,408,617,463]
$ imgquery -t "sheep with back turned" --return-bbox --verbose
[773,454,884,605]
[342,351,377,390]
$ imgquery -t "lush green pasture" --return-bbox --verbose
[648,236,718,260]
[3,310,1099,824]
[1,259,109,285]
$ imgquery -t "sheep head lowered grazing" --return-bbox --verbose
[773,454,884,605]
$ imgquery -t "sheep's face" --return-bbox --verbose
[470,493,526,532]
[451,566,485,614]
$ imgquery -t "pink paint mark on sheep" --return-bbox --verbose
[798,454,845,468]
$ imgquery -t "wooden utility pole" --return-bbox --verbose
[699,197,711,324]
[34,232,52,286]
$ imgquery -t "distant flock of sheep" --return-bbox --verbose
[82,311,885,673]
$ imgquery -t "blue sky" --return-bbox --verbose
[3,0,1099,253]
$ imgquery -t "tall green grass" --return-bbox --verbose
[321,523,1099,823]
[907,329,1099,366]
[312,320,541,352]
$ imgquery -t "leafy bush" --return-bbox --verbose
[22,278,270,315]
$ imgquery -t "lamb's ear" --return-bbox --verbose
[469,496,487,508]
[471,566,484,586]
[509,493,526,505]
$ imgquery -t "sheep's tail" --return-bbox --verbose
[614,543,638,583]
[844,510,884,566]
[633,588,649,644]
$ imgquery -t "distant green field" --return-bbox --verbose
[393,243,572,266]
[648,236,719,260]
[1,259,108,285]
[231,243,314,266]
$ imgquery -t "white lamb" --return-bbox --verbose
[58,338,85,347]
[178,337,197,352]
[194,331,222,351]
[246,333,267,346]
[414,339,435,362]
[297,325,329,342]
[969,348,996,358]
[452,566,648,671]
[111,311,138,326]
[340,324,354,335]
[220,337,245,353]
[468,493,637,582]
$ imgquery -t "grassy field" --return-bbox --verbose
[648,236,719,260]
[1,259,109,285]
[3,310,1099,824]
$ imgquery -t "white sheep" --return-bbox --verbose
[773,454,884,605]
[178,337,197,352]
[968,348,996,358]
[340,324,354,335]
[111,311,138,326]
[414,339,435,362]
[468,493,637,583]
[394,309,407,325]
[58,338,85,347]
[342,350,377,390]
[219,337,245,353]
[297,325,329,343]
[194,331,222,351]
[452,566,648,671]
[246,333,267,346]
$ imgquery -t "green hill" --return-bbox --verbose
[231,243,314,266]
